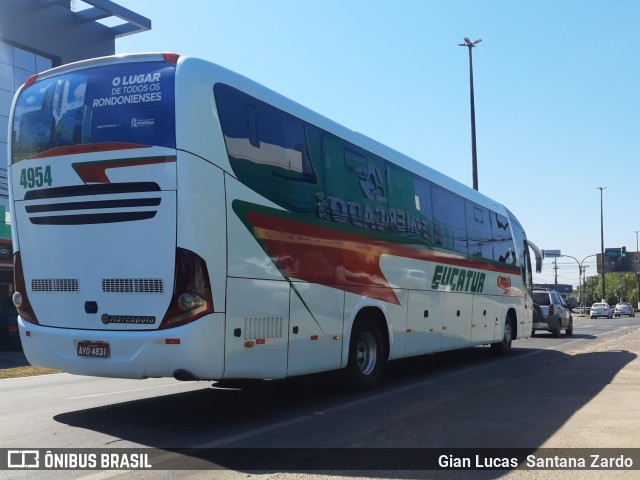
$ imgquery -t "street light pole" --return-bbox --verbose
[459,37,481,191]
[560,253,580,307]
[636,231,640,309]
[597,187,607,302]
[562,253,599,313]
[580,253,598,308]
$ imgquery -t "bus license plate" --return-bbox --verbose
[77,341,110,358]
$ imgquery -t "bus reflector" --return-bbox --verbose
[310,335,319,341]
[256,338,266,345]
[244,341,255,348]
[165,338,181,345]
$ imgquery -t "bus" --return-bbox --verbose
[8,53,542,390]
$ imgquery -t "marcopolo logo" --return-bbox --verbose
[101,314,156,325]
[431,265,486,293]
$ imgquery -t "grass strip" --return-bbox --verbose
[0,366,62,379]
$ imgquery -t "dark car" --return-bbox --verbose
[0,305,21,350]
[531,288,573,337]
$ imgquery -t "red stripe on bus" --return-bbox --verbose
[73,156,176,183]
[246,210,520,305]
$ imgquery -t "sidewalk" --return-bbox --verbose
[501,326,640,480]
[539,327,640,449]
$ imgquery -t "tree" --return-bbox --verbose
[579,272,639,306]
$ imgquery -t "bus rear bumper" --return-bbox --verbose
[17,313,226,380]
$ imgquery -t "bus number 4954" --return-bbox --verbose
[20,166,53,189]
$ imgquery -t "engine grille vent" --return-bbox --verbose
[31,278,79,293]
[102,278,164,294]
[244,317,284,340]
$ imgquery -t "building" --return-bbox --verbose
[0,0,150,299]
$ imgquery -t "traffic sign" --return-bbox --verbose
[605,247,622,257]
[543,249,561,258]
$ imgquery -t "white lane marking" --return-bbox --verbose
[68,382,196,400]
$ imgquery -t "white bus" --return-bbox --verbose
[8,53,542,390]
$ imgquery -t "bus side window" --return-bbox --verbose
[215,83,320,216]
[492,213,514,264]
[431,185,468,255]
[509,216,532,287]
[465,201,493,260]
[386,164,434,244]
[246,104,259,148]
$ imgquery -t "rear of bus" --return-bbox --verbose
[8,53,224,380]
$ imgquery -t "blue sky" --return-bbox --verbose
[112,0,640,288]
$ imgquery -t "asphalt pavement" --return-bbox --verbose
[0,347,27,369]
[1,323,640,478]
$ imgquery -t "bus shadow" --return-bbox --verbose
[54,346,636,478]
[531,332,597,339]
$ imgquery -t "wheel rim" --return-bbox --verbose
[356,331,378,376]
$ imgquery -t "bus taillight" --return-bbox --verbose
[160,248,213,329]
[162,53,180,64]
[12,252,39,325]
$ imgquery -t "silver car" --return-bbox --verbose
[590,302,613,319]
[532,289,573,337]
[614,302,634,317]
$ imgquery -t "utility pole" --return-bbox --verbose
[458,37,481,191]
[597,187,606,302]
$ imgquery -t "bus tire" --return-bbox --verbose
[343,319,385,391]
[491,315,513,355]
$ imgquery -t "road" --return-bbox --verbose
[1,314,639,479]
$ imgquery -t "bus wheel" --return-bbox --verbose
[343,320,385,391]
[491,316,513,355]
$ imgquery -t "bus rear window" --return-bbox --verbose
[11,61,176,163]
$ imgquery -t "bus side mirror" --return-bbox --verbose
[526,240,543,273]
